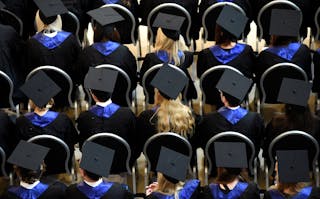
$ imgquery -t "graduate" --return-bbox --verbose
[65,141,133,199]
[77,6,137,106]
[2,140,66,199]
[200,142,260,199]
[76,67,139,166]
[15,71,78,175]
[197,6,255,108]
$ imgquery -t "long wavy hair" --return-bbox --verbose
[156,172,184,199]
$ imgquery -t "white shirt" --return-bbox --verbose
[20,180,40,189]
[96,99,112,107]
[84,178,103,187]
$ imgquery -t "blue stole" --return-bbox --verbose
[218,107,248,125]
[210,43,246,64]
[89,104,120,118]
[210,182,248,199]
[103,0,119,3]
[92,41,120,56]
[8,182,49,199]
[317,48,320,54]
[77,181,113,199]
[266,42,301,61]
[156,50,184,65]
[32,31,71,50]
[217,0,234,2]
[179,179,200,198]
[268,186,312,199]
[25,111,59,127]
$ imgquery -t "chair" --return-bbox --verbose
[0,8,23,36]
[141,63,189,109]
[27,135,75,178]
[201,2,247,48]
[0,146,8,177]
[143,132,194,188]
[147,3,192,50]
[205,131,257,185]
[86,133,137,194]
[314,6,320,41]
[258,62,308,113]
[199,65,249,115]
[266,130,320,187]
[0,70,19,115]
[61,11,80,45]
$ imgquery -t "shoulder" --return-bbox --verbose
[117,107,135,118]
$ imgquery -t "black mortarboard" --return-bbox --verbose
[214,142,248,168]
[0,1,6,9]
[84,67,118,94]
[80,141,115,178]
[152,12,185,41]
[269,9,301,37]
[87,7,124,27]
[216,69,252,102]
[216,5,248,38]
[151,64,188,100]
[277,150,310,183]
[33,0,68,18]
[7,140,49,171]
[20,71,61,108]
[156,146,190,183]
[277,78,311,107]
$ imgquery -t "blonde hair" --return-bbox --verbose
[156,173,184,199]
[29,98,54,111]
[155,89,194,138]
[35,10,62,32]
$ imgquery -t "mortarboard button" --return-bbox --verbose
[214,142,248,168]
[33,0,68,18]
[87,7,124,27]
[269,9,301,37]
[84,67,118,94]
[152,12,185,40]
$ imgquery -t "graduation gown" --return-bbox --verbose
[0,111,15,157]
[312,48,320,93]
[65,181,133,199]
[263,186,320,199]
[2,181,66,199]
[146,179,200,199]
[77,41,137,107]
[140,51,197,104]
[200,182,260,199]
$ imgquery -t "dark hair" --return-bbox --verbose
[17,166,43,184]
[93,23,121,43]
[216,167,242,184]
[91,89,111,102]
[285,104,313,132]
[84,170,101,181]
[222,92,241,107]
[215,24,237,45]
[270,35,298,46]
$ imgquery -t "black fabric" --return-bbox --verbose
[312,51,320,93]
[263,187,320,199]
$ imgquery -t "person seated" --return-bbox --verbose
[3,140,66,199]
[78,7,137,106]
[312,46,320,94]
[200,142,260,199]
[65,141,133,199]
[197,6,254,108]
[140,12,197,104]
[145,147,200,199]
[195,70,263,177]
[76,68,139,165]
[15,71,78,175]
[263,150,320,199]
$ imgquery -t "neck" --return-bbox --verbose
[220,42,236,49]
[219,178,239,190]
[34,108,49,116]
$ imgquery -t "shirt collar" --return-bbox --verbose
[96,99,112,107]
[20,180,40,189]
[84,178,103,187]
[226,106,240,110]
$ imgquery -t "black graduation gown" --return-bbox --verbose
[140,51,197,104]
[200,182,260,199]
[65,182,133,199]
[2,181,66,199]
[0,111,15,157]
[263,187,320,199]
[77,45,137,107]
[312,49,320,93]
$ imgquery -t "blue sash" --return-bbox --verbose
[8,182,49,199]
[317,48,320,54]
[32,31,71,49]
[269,186,312,199]
[25,111,59,127]
[210,43,246,64]
[92,41,120,56]
[266,42,301,61]
[77,181,113,199]
[90,104,120,118]
[179,179,200,198]
[156,50,184,65]
[210,182,248,199]
[218,107,248,125]
[103,0,119,4]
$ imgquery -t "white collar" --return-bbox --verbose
[226,106,240,110]
[96,99,112,107]
[20,180,40,189]
[84,178,103,187]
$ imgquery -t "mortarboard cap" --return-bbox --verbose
[216,5,248,38]
[7,140,49,171]
[277,150,310,183]
[33,0,68,18]
[214,142,248,168]
[216,69,252,103]
[87,7,124,27]
[152,12,185,40]
[0,1,6,9]
[151,63,188,100]
[156,146,190,183]
[84,67,118,94]
[80,141,115,178]
[20,70,61,108]
[277,78,311,107]
[269,9,301,37]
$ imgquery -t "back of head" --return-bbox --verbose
[93,22,121,43]
[215,24,237,45]
[84,169,101,181]
[91,89,111,102]
[270,35,298,47]
[284,104,313,132]
[35,10,62,32]
[216,167,241,184]
[17,166,43,184]
[155,28,180,65]
[221,92,241,107]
